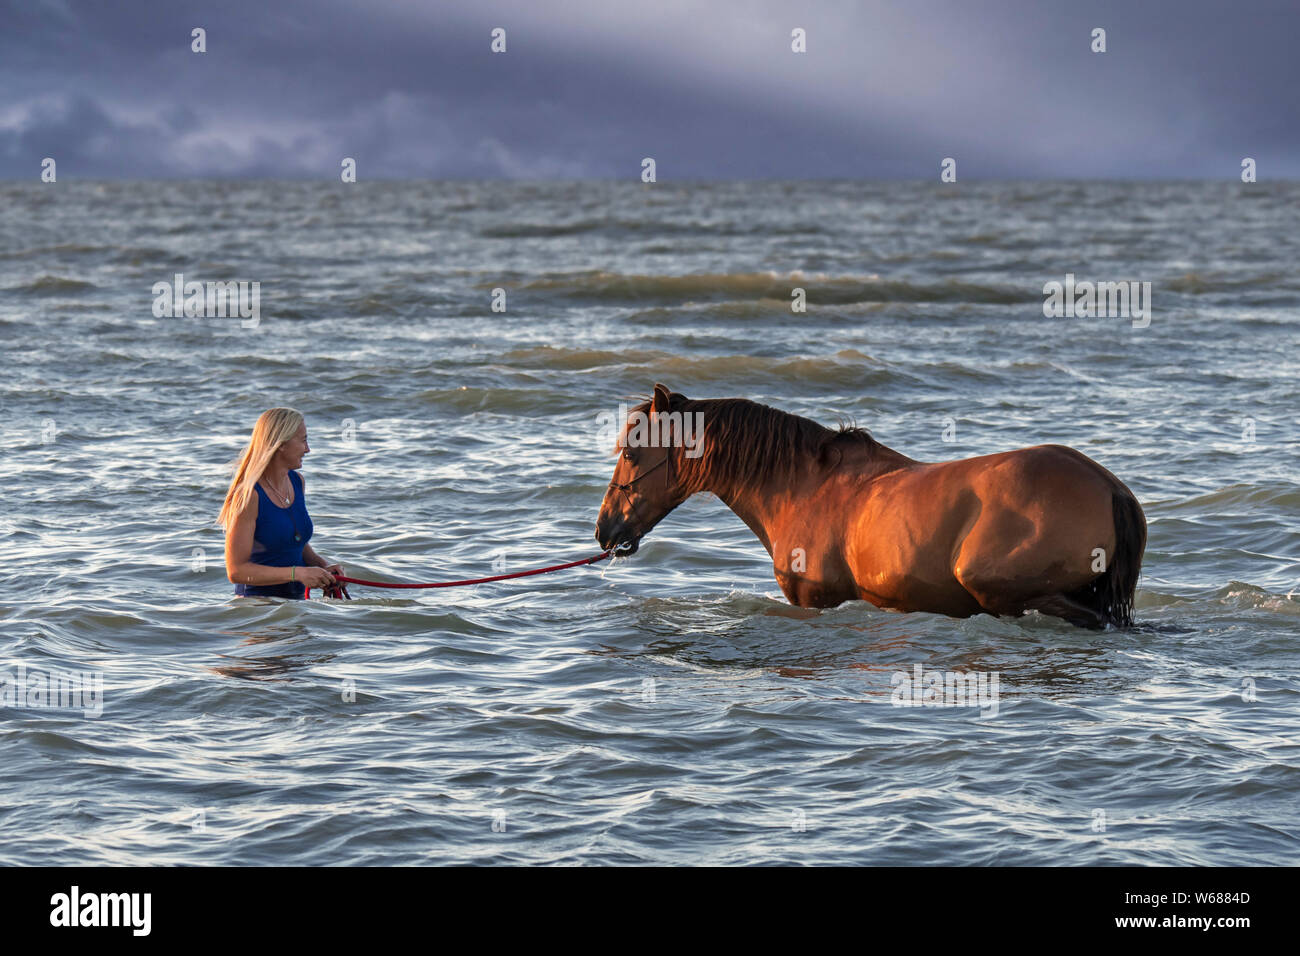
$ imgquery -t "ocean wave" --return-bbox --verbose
[1138,582,1300,614]
[404,353,908,411]
[8,275,98,295]
[1164,271,1294,294]
[500,346,651,371]
[643,352,906,389]
[0,243,107,260]
[479,220,825,239]
[1166,482,1300,511]
[1215,582,1300,613]
[509,270,1027,305]
[460,346,910,392]
[411,385,561,413]
[337,290,459,316]
[110,246,186,266]
[480,220,606,238]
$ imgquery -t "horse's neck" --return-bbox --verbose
[704,433,912,557]
[713,465,837,557]
[713,482,779,555]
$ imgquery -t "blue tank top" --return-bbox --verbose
[233,470,314,599]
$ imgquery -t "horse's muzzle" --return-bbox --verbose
[596,521,640,555]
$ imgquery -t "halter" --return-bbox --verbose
[609,445,674,532]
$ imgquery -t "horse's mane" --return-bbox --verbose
[629,396,878,495]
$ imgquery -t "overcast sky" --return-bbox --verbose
[2,0,1297,179]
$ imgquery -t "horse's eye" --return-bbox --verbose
[622,449,635,462]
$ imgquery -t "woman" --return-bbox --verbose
[218,407,341,599]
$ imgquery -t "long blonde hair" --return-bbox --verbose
[217,407,304,531]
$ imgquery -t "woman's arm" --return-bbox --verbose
[302,543,344,577]
[225,491,334,587]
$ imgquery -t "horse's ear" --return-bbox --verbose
[652,383,672,412]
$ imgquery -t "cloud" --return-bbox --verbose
[1,0,1297,179]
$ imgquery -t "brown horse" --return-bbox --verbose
[595,384,1146,628]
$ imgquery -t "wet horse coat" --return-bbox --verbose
[596,385,1146,628]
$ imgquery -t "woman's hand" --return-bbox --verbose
[324,563,351,599]
[297,566,337,589]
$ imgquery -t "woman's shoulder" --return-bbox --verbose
[238,483,261,517]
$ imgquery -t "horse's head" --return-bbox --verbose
[595,383,692,555]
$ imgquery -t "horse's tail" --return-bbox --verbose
[1073,491,1146,627]
[1063,491,1145,627]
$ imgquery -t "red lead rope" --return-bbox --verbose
[307,550,614,600]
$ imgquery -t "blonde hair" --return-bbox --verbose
[217,407,304,531]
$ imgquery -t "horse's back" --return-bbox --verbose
[869,442,1119,507]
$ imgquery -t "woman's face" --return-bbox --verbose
[276,422,309,469]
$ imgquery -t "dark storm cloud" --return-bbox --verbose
[1,0,1297,179]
